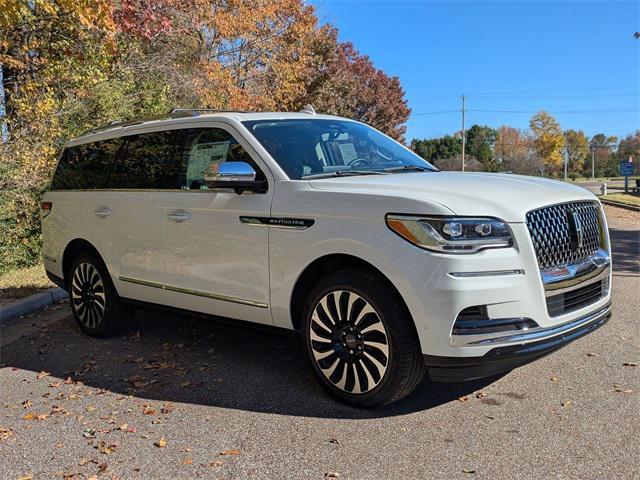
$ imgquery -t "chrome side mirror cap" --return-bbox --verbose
[204,162,262,193]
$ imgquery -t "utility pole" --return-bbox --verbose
[461,94,466,172]
[591,144,595,181]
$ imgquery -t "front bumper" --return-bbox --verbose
[424,301,612,382]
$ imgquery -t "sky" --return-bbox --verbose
[311,0,640,141]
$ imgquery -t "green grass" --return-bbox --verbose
[0,265,55,305]
[601,193,640,207]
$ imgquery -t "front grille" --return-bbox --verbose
[526,201,601,271]
[546,280,604,316]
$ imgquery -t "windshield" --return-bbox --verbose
[242,119,437,179]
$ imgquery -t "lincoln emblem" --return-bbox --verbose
[567,210,584,251]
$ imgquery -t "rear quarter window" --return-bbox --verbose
[50,138,123,190]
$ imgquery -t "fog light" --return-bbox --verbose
[443,222,463,237]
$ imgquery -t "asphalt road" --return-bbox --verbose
[1,205,638,480]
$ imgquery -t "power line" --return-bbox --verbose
[412,108,640,116]
[409,85,638,102]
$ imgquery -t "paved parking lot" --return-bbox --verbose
[1,205,638,480]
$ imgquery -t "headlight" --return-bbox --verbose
[385,215,514,253]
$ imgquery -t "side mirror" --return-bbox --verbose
[204,162,263,193]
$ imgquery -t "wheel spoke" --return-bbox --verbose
[313,308,334,333]
[330,360,347,390]
[326,293,341,326]
[344,363,356,392]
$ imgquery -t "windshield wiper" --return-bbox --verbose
[384,165,434,173]
[301,170,388,180]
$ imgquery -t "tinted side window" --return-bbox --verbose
[111,130,183,189]
[180,128,263,190]
[50,138,123,190]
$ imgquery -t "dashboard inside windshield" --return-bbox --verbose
[243,119,436,179]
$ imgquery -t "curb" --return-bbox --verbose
[0,288,68,324]
[600,199,640,212]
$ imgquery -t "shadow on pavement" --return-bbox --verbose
[1,307,498,420]
[609,227,640,276]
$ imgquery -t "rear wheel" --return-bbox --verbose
[68,252,128,337]
[302,269,426,408]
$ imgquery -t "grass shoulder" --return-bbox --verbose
[600,193,640,207]
[0,265,55,306]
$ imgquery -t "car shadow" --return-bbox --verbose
[609,227,640,276]
[1,307,499,419]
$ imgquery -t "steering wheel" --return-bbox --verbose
[348,157,371,167]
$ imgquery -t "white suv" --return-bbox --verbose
[41,109,612,407]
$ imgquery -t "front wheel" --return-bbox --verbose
[302,269,426,408]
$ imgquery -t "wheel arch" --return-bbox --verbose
[289,253,413,332]
[61,238,107,286]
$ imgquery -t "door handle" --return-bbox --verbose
[167,211,191,222]
[94,208,111,217]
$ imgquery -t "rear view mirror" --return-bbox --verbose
[204,162,263,193]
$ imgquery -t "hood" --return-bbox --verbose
[307,172,597,223]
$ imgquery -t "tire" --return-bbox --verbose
[302,268,426,408]
[68,252,128,337]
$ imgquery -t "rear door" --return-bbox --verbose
[104,130,183,303]
[161,124,273,325]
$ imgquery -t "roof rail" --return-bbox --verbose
[80,108,252,137]
[168,108,252,115]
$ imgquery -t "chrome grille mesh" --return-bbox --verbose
[526,201,601,270]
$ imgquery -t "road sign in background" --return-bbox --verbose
[620,161,635,177]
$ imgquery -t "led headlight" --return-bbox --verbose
[386,215,513,253]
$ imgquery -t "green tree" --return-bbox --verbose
[529,111,564,177]
[411,135,462,167]
[465,125,498,171]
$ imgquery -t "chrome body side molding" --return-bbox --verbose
[118,276,268,308]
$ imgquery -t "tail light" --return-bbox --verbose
[41,201,53,218]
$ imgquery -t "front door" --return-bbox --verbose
[161,124,273,325]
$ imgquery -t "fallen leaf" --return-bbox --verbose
[143,407,157,415]
[117,423,128,431]
[78,458,89,466]
[85,406,96,413]
[0,428,14,442]
[22,412,48,421]
[324,472,340,479]
[622,362,637,367]
[64,377,74,384]
[17,475,33,480]
[155,438,167,448]
[586,352,600,357]
[458,395,470,403]
[328,438,340,445]
[182,458,193,465]
[475,391,487,398]
[550,376,559,382]
[98,463,107,472]
[220,449,240,456]
[561,400,572,407]
[49,382,61,388]
[161,404,174,414]
[462,469,476,474]
[96,441,117,454]
[55,442,64,448]
[21,400,32,409]
[613,384,633,394]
